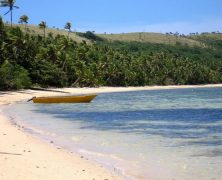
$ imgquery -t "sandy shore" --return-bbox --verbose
[1,84,222,105]
[0,84,222,180]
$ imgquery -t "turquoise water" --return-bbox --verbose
[4,87,222,180]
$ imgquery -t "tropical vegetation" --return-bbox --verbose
[0,0,19,26]
[0,16,222,90]
[18,14,28,32]
[38,21,47,38]
[64,22,71,38]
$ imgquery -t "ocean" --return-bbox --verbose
[3,87,222,180]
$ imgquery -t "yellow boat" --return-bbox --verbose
[30,94,97,103]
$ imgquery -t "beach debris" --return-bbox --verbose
[29,87,69,94]
[0,152,22,155]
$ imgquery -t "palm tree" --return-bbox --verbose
[64,22,71,38]
[18,15,29,32]
[0,0,19,27]
[38,21,47,38]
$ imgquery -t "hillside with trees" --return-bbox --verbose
[0,16,222,90]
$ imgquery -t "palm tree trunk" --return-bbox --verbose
[72,77,81,87]
[68,31,70,38]
[10,10,12,27]
[25,23,27,33]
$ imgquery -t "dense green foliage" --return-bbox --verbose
[77,31,104,42]
[0,17,222,90]
[99,40,222,74]
[0,60,31,89]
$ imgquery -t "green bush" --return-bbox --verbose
[30,60,68,87]
[77,31,104,41]
[0,61,31,90]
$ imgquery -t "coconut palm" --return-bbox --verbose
[64,22,71,38]
[38,21,47,38]
[18,15,29,32]
[0,0,19,27]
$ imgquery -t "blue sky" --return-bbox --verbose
[0,0,222,34]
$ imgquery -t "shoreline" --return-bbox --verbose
[1,84,222,105]
[0,84,222,180]
[0,107,122,180]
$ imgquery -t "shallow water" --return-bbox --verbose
[4,87,222,180]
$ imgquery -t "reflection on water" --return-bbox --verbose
[4,87,222,180]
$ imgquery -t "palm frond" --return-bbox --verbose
[0,2,8,7]
[13,5,19,8]
[0,0,7,4]
[0,0,8,3]
[0,4,8,7]
[0,0,17,7]
[4,9,11,15]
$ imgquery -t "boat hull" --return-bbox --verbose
[32,94,97,103]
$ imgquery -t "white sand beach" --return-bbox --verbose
[0,84,222,180]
